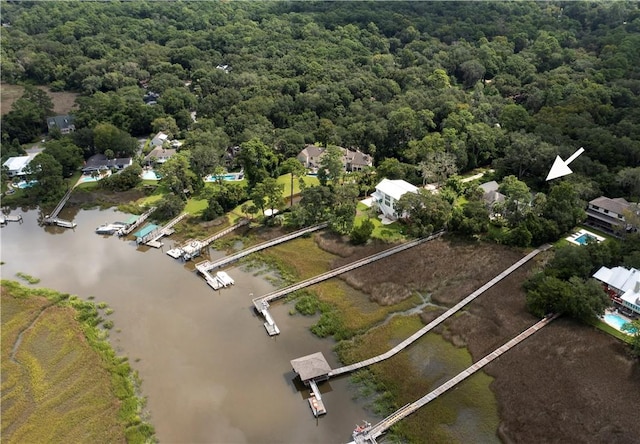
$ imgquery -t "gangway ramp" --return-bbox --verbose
[42,188,76,228]
[195,222,328,275]
[252,231,446,335]
[118,206,156,236]
[167,219,249,260]
[137,212,188,246]
[354,314,559,443]
[328,246,543,377]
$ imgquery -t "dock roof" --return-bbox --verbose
[291,352,332,382]
[134,224,159,239]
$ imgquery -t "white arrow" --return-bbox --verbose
[545,147,585,181]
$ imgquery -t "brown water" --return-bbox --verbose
[1,208,373,443]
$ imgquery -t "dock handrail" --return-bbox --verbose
[359,315,559,442]
[196,222,328,273]
[252,230,445,311]
[118,206,157,236]
[328,247,542,377]
[138,212,188,244]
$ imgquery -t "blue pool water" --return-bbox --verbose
[603,313,636,333]
[205,173,242,182]
[575,233,596,245]
[15,180,37,189]
[141,170,161,180]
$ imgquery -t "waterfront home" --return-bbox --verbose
[593,266,640,318]
[144,147,176,166]
[82,154,133,174]
[3,154,37,177]
[371,178,419,220]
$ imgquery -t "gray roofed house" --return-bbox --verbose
[47,115,75,134]
[479,181,506,206]
[144,147,176,165]
[297,145,373,172]
[586,196,634,233]
[290,352,332,384]
[82,154,133,173]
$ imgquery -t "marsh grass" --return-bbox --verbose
[15,272,40,284]
[0,280,155,443]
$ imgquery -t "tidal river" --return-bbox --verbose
[0,208,372,443]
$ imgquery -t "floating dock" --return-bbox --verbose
[195,222,328,286]
[205,271,235,290]
[308,379,326,417]
[166,220,249,261]
[0,214,23,225]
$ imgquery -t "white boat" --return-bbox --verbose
[216,271,234,287]
[95,222,127,235]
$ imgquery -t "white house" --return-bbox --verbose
[3,154,37,177]
[593,266,640,317]
[371,179,418,220]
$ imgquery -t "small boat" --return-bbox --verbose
[95,222,127,235]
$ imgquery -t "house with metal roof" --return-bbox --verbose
[3,154,37,177]
[593,266,640,317]
[371,178,419,220]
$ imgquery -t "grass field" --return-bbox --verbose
[1,83,78,116]
[1,280,154,443]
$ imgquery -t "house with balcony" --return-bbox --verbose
[144,147,176,166]
[586,196,637,234]
[593,266,640,318]
[371,178,418,220]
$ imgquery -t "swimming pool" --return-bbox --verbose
[574,233,596,245]
[15,180,37,189]
[204,173,243,182]
[141,170,161,180]
[603,313,636,333]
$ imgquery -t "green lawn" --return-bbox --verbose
[354,202,405,242]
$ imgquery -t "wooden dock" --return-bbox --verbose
[352,314,559,443]
[166,219,249,260]
[328,247,543,377]
[42,188,76,228]
[195,222,328,276]
[118,206,156,237]
[137,212,188,246]
[252,230,445,336]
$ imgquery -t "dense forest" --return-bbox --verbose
[1,1,639,239]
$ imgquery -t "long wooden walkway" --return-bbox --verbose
[328,247,543,377]
[42,188,76,228]
[354,314,559,444]
[118,206,156,237]
[195,222,328,275]
[251,231,445,312]
[168,219,249,260]
[137,212,189,246]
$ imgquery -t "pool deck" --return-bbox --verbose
[565,228,606,246]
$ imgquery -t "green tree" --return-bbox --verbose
[317,145,343,187]
[279,157,306,207]
[396,190,452,237]
[250,177,284,218]
[617,167,640,201]
[499,175,531,226]
[622,320,640,358]
[416,151,458,187]
[237,138,278,189]
[43,139,84,178]
[157,152,196,200]
[24,153,65,205]
[350,218,375,245]
[93,122,137,157]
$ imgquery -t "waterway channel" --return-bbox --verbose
[1,208,373,443]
